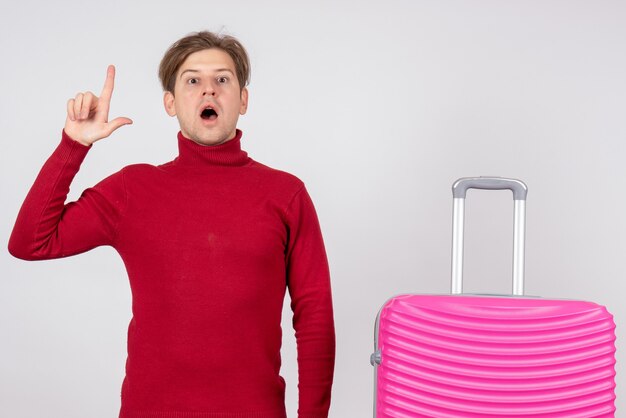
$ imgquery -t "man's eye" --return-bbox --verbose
[188,78,198,84]
[217,76,228,83]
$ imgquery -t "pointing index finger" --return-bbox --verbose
[100,64,116,103]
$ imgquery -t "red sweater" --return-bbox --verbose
[9,130,335,418]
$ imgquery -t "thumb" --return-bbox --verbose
[105,117,133,136]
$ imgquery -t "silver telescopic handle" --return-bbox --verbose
[451,177,528,296]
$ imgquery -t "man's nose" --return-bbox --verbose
[203,81,216,96]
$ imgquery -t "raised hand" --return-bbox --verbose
[64,65,133,146]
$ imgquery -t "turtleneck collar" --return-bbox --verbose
[174,129,250,168]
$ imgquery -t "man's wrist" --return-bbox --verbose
[62,129,91,147]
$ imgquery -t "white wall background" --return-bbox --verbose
[1,1,625,416]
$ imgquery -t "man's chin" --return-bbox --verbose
[186,130,231,147]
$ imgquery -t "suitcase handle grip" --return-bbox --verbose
[453,177,528,200]
[451,177,528,296]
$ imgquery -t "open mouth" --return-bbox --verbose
[200,106,218,121]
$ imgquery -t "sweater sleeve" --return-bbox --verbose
[8,130,126,260]
[284,185,336,418]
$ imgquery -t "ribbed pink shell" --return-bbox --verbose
[375,295,616,417]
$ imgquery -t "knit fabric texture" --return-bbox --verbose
[9,130,335,418]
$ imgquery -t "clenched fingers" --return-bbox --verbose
[73,93,84,121]
[68,92,98,121]
[67,97,75,121]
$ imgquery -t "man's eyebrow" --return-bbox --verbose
[179,69,199,79]
[179,68,235,79]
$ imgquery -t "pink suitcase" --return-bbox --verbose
[371,177,616,417]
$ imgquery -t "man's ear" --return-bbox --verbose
[239,87,249,115]
[163,91,176,116]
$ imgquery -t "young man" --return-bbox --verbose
[9,31,335,418]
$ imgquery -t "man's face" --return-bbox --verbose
[164,48,248,146]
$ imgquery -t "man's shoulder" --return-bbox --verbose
[118,162,171,175]
[248,159,305,191]
[96,163,168,188]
